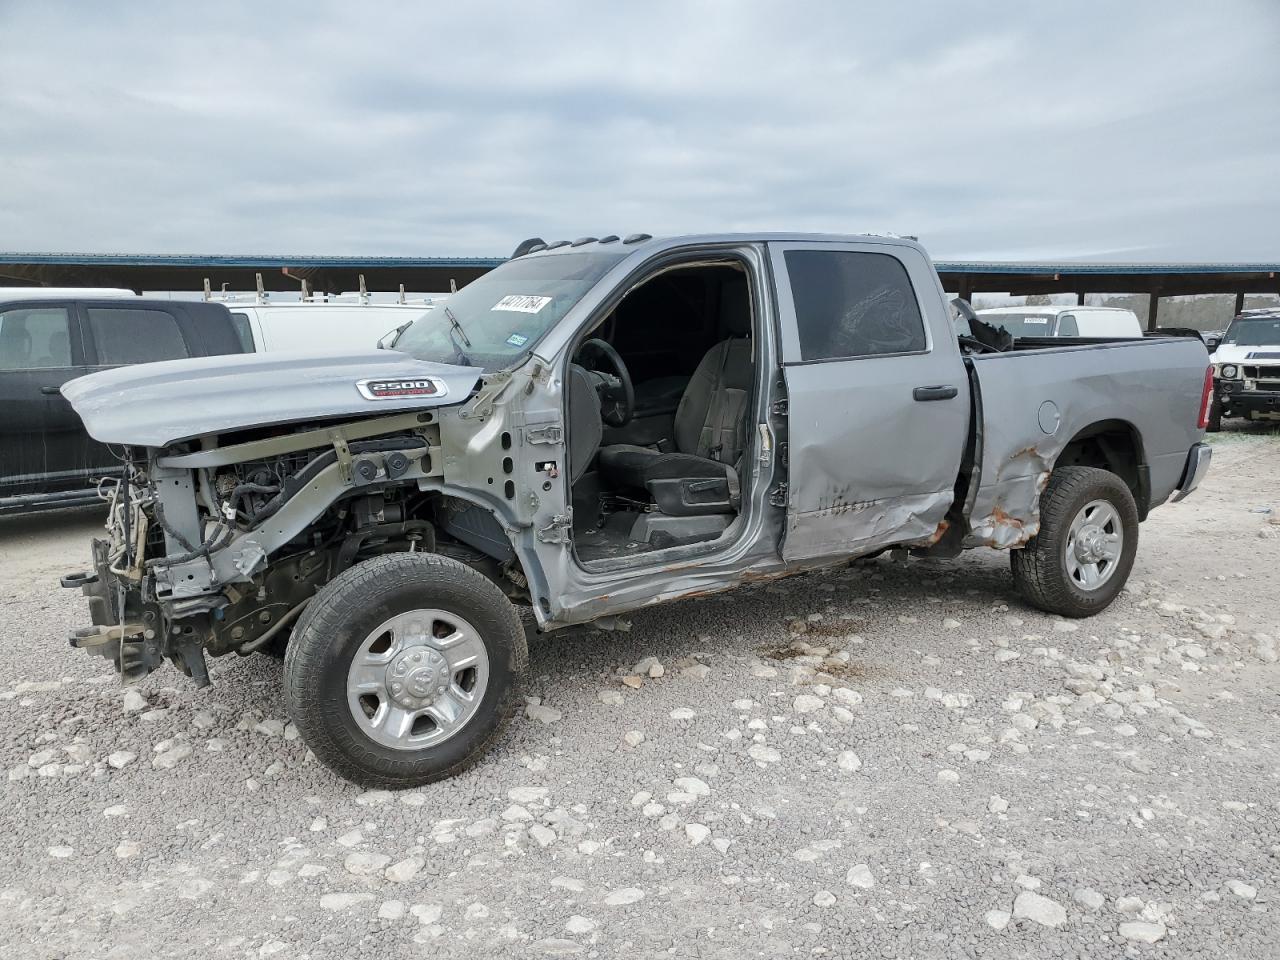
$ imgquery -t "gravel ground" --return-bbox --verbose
[2,426,1278,959]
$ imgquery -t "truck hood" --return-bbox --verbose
[61,350,482,447]
[1210,343,1280,365]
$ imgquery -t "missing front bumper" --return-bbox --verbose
[61,538,169,683]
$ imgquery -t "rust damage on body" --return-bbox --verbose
[967,442,1054,549]
[969,470,1051,549]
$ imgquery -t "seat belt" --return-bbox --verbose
[703,339,737,462]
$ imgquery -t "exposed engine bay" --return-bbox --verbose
[64,412,529,687]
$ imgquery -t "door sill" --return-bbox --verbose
[573,512,745,574]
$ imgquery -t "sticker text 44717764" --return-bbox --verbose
[492,295,551,314]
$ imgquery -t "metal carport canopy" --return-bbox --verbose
[0,252,1277,299]
[938,260,1280,297]
[0,253,504,295]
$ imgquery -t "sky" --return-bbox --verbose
[1,1,1278,262]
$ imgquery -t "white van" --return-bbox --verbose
[976,305,1144,339]
[220,299,439,353]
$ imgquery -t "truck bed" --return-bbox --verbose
[962,335,1209,548]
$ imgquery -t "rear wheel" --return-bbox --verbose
[284,552,527,788]
[1011,466,1138,618]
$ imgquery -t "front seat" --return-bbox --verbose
[598,283,753,515]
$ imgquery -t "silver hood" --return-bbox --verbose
[61,349,482,447]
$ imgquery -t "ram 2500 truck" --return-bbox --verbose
[58,232,1213,787]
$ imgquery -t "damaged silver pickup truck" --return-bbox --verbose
[60,233,1214,787]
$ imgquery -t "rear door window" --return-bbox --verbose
[0,306,73,368]
[86,307,191,364]
[229,312,256,351]
[1056,314,1079,337]
[782,250,927,360]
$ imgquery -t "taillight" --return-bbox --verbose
[1197,366,1214,429]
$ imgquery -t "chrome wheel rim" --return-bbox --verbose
[1064,499,1123,592]
[346,609,489,751]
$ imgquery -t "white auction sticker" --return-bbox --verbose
[492,295,552,314]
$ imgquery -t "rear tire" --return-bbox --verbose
[1011,466,1138,618]
[284,552,527,788]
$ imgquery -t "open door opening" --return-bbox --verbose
[562,259,758,565]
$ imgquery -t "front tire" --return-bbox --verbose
[1206,396,1222,433]
[1011,466,1138,618]
[284,553,527,788]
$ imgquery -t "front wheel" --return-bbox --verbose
[1206,396,1222,433]
[1011,466,1139,618]
[284,553,527,788]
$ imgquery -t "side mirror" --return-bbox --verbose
[1206,336,1220,351]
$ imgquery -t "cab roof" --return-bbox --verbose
[0,287,136,302]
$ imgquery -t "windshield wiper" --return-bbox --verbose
[443,306,475,366]
[445,307,472,348]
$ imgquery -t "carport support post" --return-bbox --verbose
[1147,292,1161,332]
[1235,291,1245,317]
[1077,292,1086,306]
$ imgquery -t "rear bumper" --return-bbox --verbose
[1171,442,1211,502]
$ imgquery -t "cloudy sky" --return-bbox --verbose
[1,1,1277,261]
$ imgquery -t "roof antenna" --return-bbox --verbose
[398,283,406,305]
[358,274,369,304]
[202,278,212,301]
[255,272,267,302]
[450,278,458,294]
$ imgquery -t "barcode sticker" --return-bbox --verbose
[492,295,552,314]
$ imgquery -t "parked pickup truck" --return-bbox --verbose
[59,233,1213,787]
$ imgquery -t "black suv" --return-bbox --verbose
[0,292,247,514]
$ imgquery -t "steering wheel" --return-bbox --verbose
[577,338,635,427]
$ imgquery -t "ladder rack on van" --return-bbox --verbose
[202,274,440,307]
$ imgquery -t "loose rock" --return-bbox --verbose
[1118,920,1167,943]
[1013,891,1067,928]
[603,887,644,906]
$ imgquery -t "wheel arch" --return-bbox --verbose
[1053,419,1150,520]
[421,487,551,614]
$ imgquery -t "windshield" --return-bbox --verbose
[977,312,1058,337]
[1222,316,1280,347]
[394,251,627,369]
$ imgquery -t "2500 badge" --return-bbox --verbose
[356,377,449,401]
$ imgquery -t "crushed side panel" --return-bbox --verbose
[962,339,1207,549]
